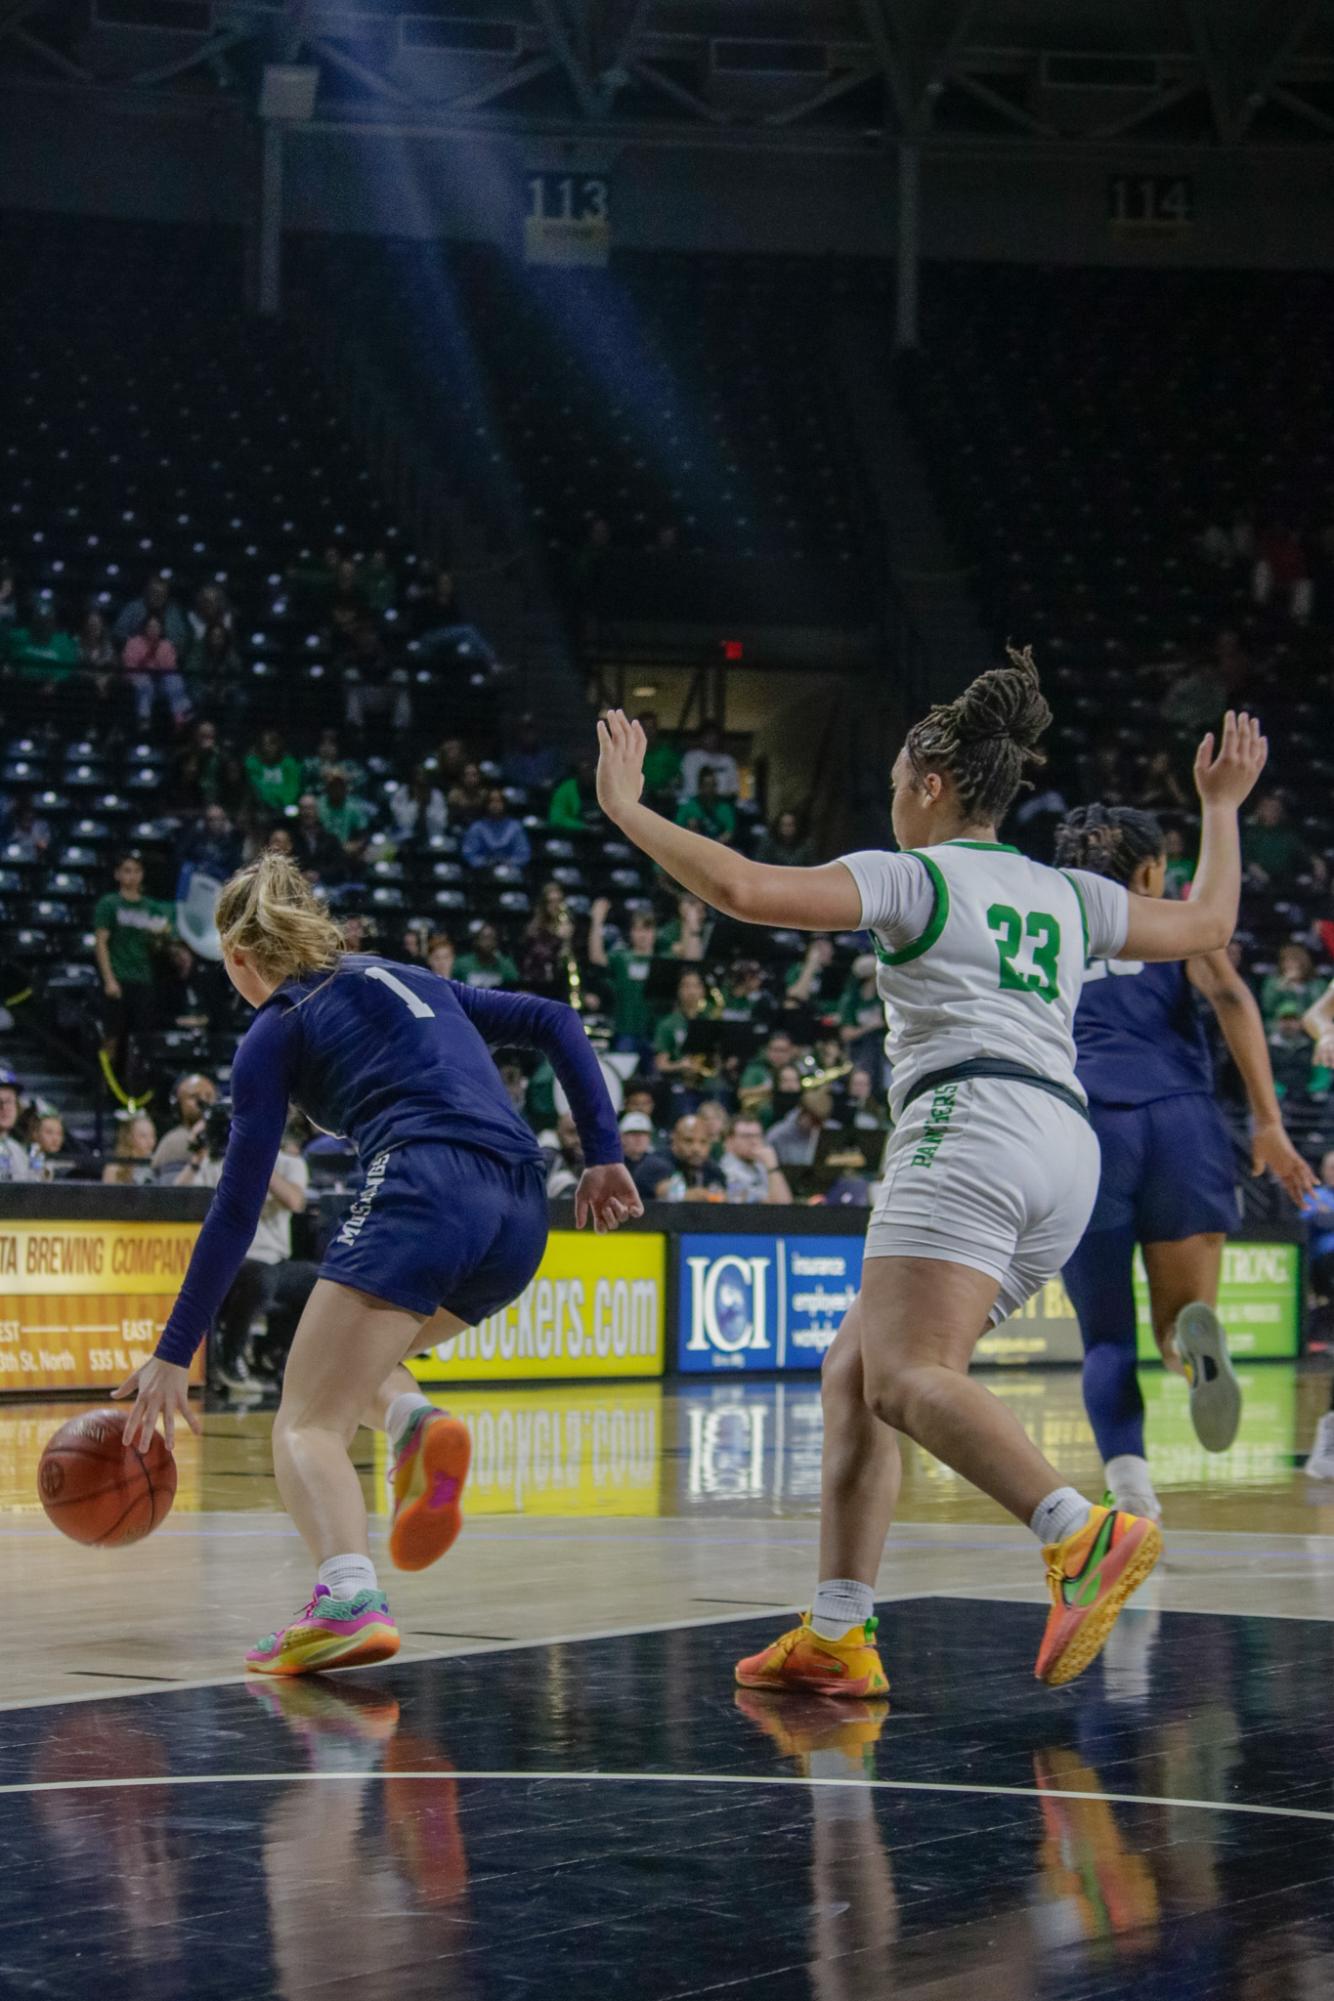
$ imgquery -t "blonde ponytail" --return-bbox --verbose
[215,851,344,983]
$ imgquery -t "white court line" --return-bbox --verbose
[0,1765,1332,1827]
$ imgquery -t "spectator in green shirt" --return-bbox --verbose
[657,892,711,962]
[1162,824,1195,899]
[455,923,519,990]
[589,898,663,1055]
[739,1026,801,1126]
[245,728,303,816]
[639,711,683,805]
[6,605,78,681]
[654,969,712,1087]
[317,769,373,858]
[1261,943,1325,1029]
[548,756,603,832]
[1243,793,1321,891]
[93,853,175,1094]
[675,768,736,845]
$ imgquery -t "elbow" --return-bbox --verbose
[714,856,765,923]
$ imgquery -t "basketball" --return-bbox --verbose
[37,1408,178,1547]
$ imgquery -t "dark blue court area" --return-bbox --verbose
[4,1598,1334,1999]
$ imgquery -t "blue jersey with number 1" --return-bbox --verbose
[155,954,620,1363]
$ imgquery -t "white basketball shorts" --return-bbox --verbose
[865,1076,1102,1324]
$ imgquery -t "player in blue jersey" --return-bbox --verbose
[114,853,641,1674]
[1055,805,1312,1522]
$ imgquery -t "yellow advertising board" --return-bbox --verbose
[373,1382,663,1518]
[0,1220,206,1393]
[408,1229,667,1383]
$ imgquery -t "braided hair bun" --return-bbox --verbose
[905,643,1053,825]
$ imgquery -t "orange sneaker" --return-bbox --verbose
[735,1613,889,1698]
[1034,1505,1162,1688]
[388,1409,471,1573]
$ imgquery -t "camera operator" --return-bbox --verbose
[176,1107,317,1392]
[152,1072,219,1176]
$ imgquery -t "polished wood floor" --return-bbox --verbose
[3,1360,1333,1706]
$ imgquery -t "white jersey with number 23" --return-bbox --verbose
[838,839,1130,1119]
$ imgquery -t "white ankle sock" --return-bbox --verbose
[1029,1487,1093,1548]
[811,1578,875,1640]
[317,1553,378,1601]
[386,1391,434,1447]
[1105,1454,1154,1498]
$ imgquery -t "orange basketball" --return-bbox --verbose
[38,1407,177,1546]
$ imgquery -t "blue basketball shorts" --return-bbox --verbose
[319,1143,549,1323]
[1082,1093,1241,1243]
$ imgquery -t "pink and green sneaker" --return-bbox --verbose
[245,1584,401,1677]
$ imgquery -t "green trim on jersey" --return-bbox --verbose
[875,850,951,966]
[942,839,1022,854]
[1059,868,1091,964]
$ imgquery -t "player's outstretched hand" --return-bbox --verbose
[1193,710,1268,809]
[112,1356,202,1454]
[596,710,647,821]
[1251,1120,1317,1205]
[575,1163,645,1235]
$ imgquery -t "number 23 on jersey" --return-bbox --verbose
[987,903,1061,1002]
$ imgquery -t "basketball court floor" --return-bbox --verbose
[5,1360,1334,1997]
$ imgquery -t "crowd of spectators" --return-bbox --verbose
[0,549,502,742]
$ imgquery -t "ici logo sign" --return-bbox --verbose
[684,1254,773,1353]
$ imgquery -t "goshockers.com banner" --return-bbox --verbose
[0,1219,207,1392]
[409,1229,667,1383]
[677,1232,1302,1373]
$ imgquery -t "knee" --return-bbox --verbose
[862,1359,944,1436]
[820,1337,863,1416]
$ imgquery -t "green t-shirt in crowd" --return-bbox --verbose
[548,778,599,831]
[7,626,79,679]
[1260,975,1324,1026]
[1242,822,1309,883]
[676,796,736,842]
[1164,857,1195,899]
[93,891,175,985]
[245,751,303,812]
[643,740,683,794]
[606,946,659,1041]
[318,795,372,845]
[455,952,519,990]
[654,1010,698,1059]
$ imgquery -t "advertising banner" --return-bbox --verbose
[677,1233,1301,1373]
[0,1220,206,1393]
[409,1229,667,1383]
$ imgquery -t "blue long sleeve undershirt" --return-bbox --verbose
[154,977,620,1367]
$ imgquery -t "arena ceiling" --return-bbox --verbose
[3,0,1334,152]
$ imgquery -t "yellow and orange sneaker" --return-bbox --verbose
[388,1409,471,1573]
[1034,1504,1162,1688]
[735,1612,889,1699]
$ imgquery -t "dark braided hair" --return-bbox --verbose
[905,644,1053,826]
[1054,804,1165,886]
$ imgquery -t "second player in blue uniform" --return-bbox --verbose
[1056,805,1312,1522]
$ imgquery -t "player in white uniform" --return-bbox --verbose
[595,660,1268,1688]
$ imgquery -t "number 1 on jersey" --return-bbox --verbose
[364,965,435,1020]
[987,903,1061,1003]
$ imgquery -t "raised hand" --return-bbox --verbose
[1194,710,1268,810]
[596,710,647,821]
